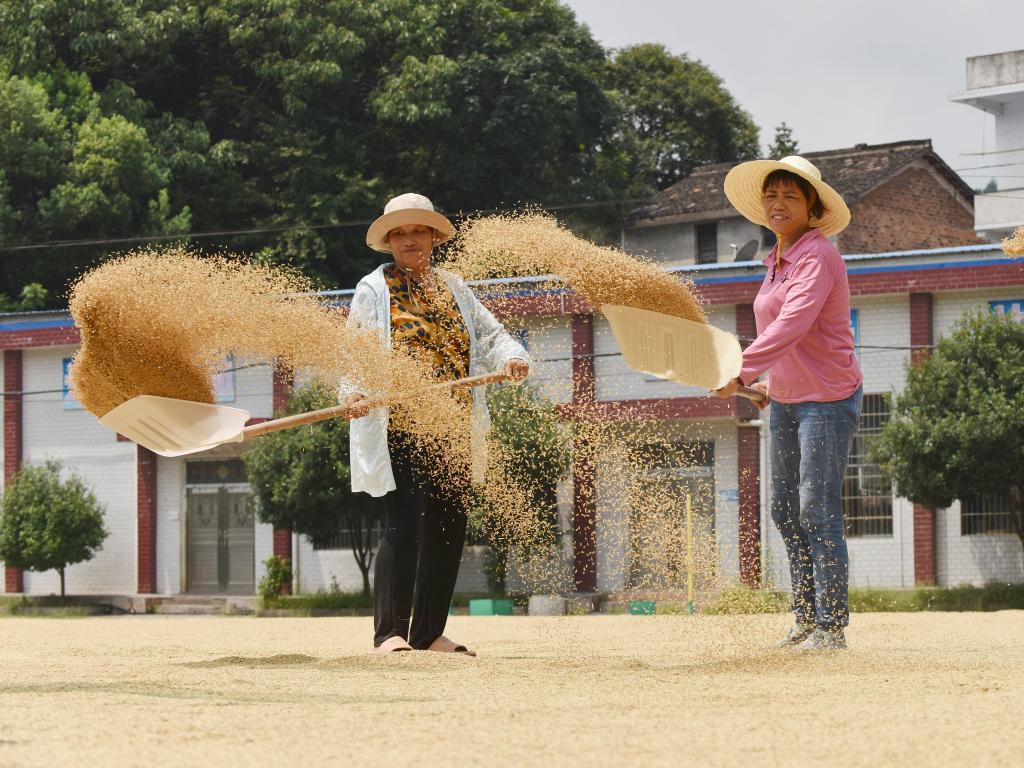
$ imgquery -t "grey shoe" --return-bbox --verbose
[798,628,847,651]
[776,623,815,648]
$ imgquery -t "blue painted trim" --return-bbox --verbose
[693,256,1024,286]
[0,318,75,332]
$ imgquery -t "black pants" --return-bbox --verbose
[373,432,469,649]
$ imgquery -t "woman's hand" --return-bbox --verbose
[713,377,741,399]
[503,359,530,382]
[749,381,770,410]
[343,393,371,419]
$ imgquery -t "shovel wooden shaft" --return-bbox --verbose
[737,385,769,408]
[240,372,510,441]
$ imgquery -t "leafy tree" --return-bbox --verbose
[606,43,760,189]
[0,283,51,313]
[872,312,1024,555]
[0,1,762,298]
[0,460,109,596]
[767,121,799,159]
[477,383,572,590]
[243,381,383,595]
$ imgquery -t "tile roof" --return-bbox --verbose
[627,140,974,225]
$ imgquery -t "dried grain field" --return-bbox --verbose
[1,613,1020,767]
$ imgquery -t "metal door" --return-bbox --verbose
[186,484,255,594]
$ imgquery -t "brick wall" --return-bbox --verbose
[137,446,158,593]
[571,314,597,592]
[737,426,760,587]
[840,163,979,254]
[3,350,23,592]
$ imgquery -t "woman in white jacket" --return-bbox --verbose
[346,193,529,655]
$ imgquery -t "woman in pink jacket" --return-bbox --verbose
[716,156,863,650]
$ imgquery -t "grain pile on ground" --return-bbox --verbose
[1003,225,1024,255]
[68,247,473,464]
[0,613,1020,766]
[443,212,706,322]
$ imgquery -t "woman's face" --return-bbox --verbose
[388,224,434,272]
[762,180,813,242]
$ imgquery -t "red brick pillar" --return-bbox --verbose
[137,445,158,593]
[913,504,937,586]
[571,314,597,593]
[737,427,761,587]
[272,364,293,592]
[909,293,937,584]
[3,350,24,593]
[735,304,762,586]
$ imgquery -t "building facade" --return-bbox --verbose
[951,48,1024,240]
[3,241,1022,597]
[623,140,980,266]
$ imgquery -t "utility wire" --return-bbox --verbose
[0,344,935,399]
[0,197,649,254]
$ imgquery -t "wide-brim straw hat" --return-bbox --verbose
[724,155,851,237]
[365,193,455,253]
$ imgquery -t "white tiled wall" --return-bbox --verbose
[21,346,138,595]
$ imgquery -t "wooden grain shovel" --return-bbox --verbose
[601,304,768,407]
[99,372,510,458]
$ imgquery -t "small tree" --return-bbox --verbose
[243,382,383,595]
[0,460,108,596]
[767,122,799,159]
[873,312,1024,556]
[477,384,573,591]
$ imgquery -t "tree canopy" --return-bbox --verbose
[872,312,1024,550]
[0,1,761,302]
[242,381,383,594]
[0,460,109,596]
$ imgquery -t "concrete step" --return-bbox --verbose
[153,603,226,616]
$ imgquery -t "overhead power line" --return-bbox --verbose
[0,197,650,254]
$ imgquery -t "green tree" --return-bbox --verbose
[243,381,383,595]
[767,121,799,159]
[478,383,572,590]
[872,312,1024,555]
[606,43,760,189]
[0,460,109,596]
[0,2,761,296]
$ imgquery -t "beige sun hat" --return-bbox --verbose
[724,155,851,237]
[365,193,455,253]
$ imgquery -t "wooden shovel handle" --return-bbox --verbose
[737,385,769,408]
[241,372,510,441]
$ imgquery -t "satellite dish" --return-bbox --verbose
[735,239,758,262]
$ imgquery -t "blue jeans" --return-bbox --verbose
[770,385,862,630]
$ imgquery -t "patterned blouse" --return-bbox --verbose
[383,263,471,390]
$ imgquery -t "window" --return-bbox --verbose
[695,223,718,264]
[843,394,893,536]
[313,517,385,550]
[961,494,1016,535]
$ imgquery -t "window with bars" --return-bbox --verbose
[843,393,893,537]
[313,517,385,551]
[961,494,1016,535]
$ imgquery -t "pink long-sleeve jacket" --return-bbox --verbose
[738,229,862,403]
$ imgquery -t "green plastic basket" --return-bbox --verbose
[469,598,514,616]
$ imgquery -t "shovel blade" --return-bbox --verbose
[601,304,742,390]
[99,395,251,457]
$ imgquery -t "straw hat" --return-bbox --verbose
[365,193,455,253]
[724,156,850,237]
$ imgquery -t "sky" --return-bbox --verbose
[562,0,1024,190]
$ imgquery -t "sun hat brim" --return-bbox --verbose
[365,208,455,253]
[724,159,851,238]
